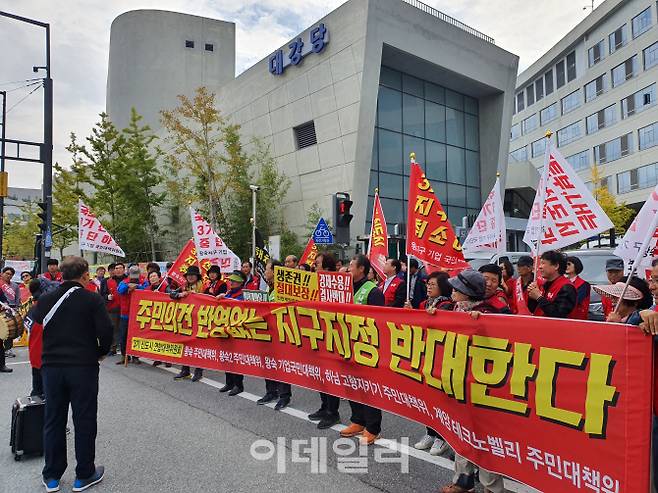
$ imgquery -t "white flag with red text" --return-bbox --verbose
[614,184,658,268]
[367,192,389,279]
[523,140,613,254]
[462,177,506,255]
[78,200,125,257]
[189,207,241,272]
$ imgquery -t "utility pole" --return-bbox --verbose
[0,91,6,261]
[0,11,52,273]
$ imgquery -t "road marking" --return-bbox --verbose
[7,360,30,366]
[142,359,537,493]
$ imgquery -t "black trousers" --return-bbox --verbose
[319,392,340,417]
[42,365,99,480]
[31,367,43,396]
[226,372,243,389]
[0,339,5,367]
[265,379,291,399]
[119,317,129,356]
[348,401,381,435]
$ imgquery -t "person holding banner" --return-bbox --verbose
[594,277,653,323]
[204,266,227,297]
[601,259,625,318]
[527,251,577,318]
[117,266,148,365]
[106,263,125,356]
[477,264,511,314]
[284,255,298,269]
[308,252,343,429]
[378,259,406,308]
[340,254,385,446]
[172,266,205,382]
[218,270,247,396]
[565,256,591,320]
[258,259,293,411]
[241,261,261,291]
[408,259,427,309]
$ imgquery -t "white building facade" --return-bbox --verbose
[107,0,519,254]
[507,0,658,228]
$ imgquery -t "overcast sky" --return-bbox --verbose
[0,0,595,189]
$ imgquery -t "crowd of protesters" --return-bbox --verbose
[2,249,658,493]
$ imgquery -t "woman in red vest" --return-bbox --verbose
[565,256,591,320]
[527,250,577,318]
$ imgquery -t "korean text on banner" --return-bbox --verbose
[299,237,318,268]
[78,200,125,257]
[128,290,652,493]
[463,177,506,255]
[368,192,389,279]
[273,266,319,302]
[189,207,241,272]
[614,184,658,269]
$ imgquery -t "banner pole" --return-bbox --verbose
[614,210,658,313]
[533,131,552,279]
[407,152,416,303]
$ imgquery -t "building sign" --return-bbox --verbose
[269,23,329,76]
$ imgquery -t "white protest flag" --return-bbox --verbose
[78,200,125,257]
[523,139,613,254]
[614,185,658,270]
[462,176,506,255]
[189,207,241,272]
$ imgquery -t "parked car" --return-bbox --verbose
[466,249,621,321]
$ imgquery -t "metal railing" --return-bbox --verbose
[402,0,495,45]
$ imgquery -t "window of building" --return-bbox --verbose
[516,92,525,112]
[644,41,658,70]
[622,83,656,118]
[545,70,554,95]
[185,40,195,48]
[540,102,559,125]
[531,138,546,158]
[584,74,607,102]
[612,55,639,87]
[609,24,627,54]
[618,162,658,193]
[556,60,566,88]
[566,51,577,81]
[205,43,214,52]
[632,7,653,38]
[588,40,605,67]
[510,123,521,140]
[639,121,658,150]
[294,121,317,149]
[586,105,616,134]
[557,121,582,147]
[561,90,581,115]
[566,149,590,172]
[522,113,539,135]
[535,78,544,101]
[594,133,633,164]
[509,146,528,162]
[526,85,535,107]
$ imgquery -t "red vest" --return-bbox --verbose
[42,271,62,282]
[106,276,124,311]
[484,293,510,312]
[533,275,576,318]
[570,275,590,320]
[378,276,403,306]
[602,296,614,318]
[245,274,260,291]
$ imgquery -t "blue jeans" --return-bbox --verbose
[42,365,99,480]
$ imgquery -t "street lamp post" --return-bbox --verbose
[0,11,52,273]
[0,90,6,260]
[249,184,260,265]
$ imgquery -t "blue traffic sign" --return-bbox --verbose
[312,218,334,244]
[44,229,53,249]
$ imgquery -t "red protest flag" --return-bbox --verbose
[167,239,211,288]
[406,158,469,271]
[367,191,388,279]
[299,237,318,267]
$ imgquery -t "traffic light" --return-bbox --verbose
[333,192,353,245]
[37,201,47,233]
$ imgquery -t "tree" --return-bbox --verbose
[3,201,39,259]
[52,158,87,258]
[121,108,165,260]
[160,87,227,233]
[591,164,635,234]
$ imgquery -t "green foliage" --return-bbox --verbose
[3,201,39,259]
[52,159,86,257]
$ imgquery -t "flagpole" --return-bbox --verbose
[367,188,379,259]
[533,131,552,279]
[614,211,658,314]
[407,152,415,303]
[495,172,504,257]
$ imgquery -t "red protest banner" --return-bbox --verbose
[368,191,388,279]
[406,161,469,271]
[299,237,318,268]
[128,290,651,493]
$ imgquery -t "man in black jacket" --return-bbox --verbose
[29,256,112,492]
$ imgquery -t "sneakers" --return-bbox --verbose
[308,409,326,421]
[72,466,104,492]
[359,430,380,445]
[274,398,290,411]
[429,438,446,455]
[257,393,278,405]
[173,371,191,380]
[42,478,60,492]
[435,440,452,456]
[0,366,13,373]
[414,434,434,450]
[339,423,365,438]
[317,414,340,429]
